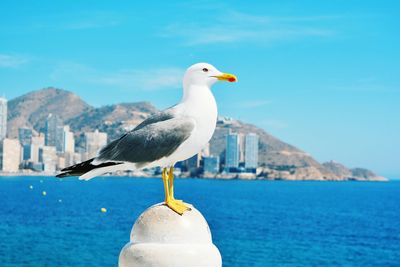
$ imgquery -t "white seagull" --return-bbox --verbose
[57,63,237,214]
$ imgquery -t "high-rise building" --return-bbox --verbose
[0,138,21,172]
[203,156,220,174]
[29,134,45,163]
[55,126,64,152]
[201,143,210,157]
[245,133,259,169]
[19,127,34,161]
[76,147,89,162]
[18,127,33,146]
[185,152,201,175]
[39,146,57,172]
[73,152,82,165]
[186,153,201,170]
[64,129,75,153]
[58,155,66,170]
[0,97,7,140]
[239,133,245,163]
[22,144,31,161]
[63,152,75,167]
[45,113,63,146]
[85,130,107,158]
[225,132,239,169]
[56,125,74,153]
[209,127,230,162]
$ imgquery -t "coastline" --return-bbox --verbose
[0,171,389,181]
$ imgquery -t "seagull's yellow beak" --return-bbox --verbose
[213,73,237,82]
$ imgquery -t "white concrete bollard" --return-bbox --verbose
[119,203,222,267]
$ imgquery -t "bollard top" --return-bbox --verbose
[130,203,213,244]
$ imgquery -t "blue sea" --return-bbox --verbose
[0,176,399,267]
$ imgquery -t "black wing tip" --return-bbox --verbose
[55,159,122,179]
[56,172,72,178]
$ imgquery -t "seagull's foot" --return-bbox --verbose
[165,198,192,215]
[172,198,190,206]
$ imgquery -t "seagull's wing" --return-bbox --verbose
[96,111,195,164]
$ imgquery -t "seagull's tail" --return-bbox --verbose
[56,158,123,180]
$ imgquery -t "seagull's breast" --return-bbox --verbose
[164,86,218,165]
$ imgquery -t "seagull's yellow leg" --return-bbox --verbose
[168,167,180,203]
[168,167,188,205]
[162,168,169,202]
[163,166,191,215]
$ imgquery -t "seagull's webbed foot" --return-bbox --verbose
[162,166,192,215]
[172,198,190,206]
[165,198,191,215]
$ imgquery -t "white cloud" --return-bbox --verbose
[161,10,337,46]
[92,68,184,91]
[50,62,184,91]
[0,54,29,68]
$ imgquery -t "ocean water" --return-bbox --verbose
[0,177,399,267]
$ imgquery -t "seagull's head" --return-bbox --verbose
[183,63,237,88]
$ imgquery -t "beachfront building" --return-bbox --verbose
[201,143,210,157]
[39,146,57,172]
[209,127,230,162]
[63,151,75,168]
[0,97,7,140]
[18,127,33,146]
[85,130,107,158]
[19,127,34,161]
[45,113,63,146]
[186,153,201,172]
[225,132,240,170]
[0,138,21,172]
[239,133,246,163]
[56,125,74,153]
[245,133,259,170]
[29,134,45,163]
[203,156,220,174]
[63,127,75,153]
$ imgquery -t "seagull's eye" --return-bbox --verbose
[202,68,209,72]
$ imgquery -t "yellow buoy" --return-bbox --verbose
[101,207,107,213]
[42,191,47,196]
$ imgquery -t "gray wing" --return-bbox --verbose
[97,111,194,164]
[133,109,175,130]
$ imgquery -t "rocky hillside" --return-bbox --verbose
[6,88,386,181]
[323,161,387,181]
[7,87,91,137]
[65,102,158,149]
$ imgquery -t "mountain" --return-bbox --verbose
[66,102,157,133]
[65,102,158,149]
[322,161,386,181]
[6,88,387,181]
[322,161,352,178]
[7,87,91,138]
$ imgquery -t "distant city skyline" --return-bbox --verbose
[0,95,261,175]
[0,1,399,178]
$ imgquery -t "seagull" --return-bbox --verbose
[57,63,237,214]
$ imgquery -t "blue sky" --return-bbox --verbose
[0,0,399,178]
